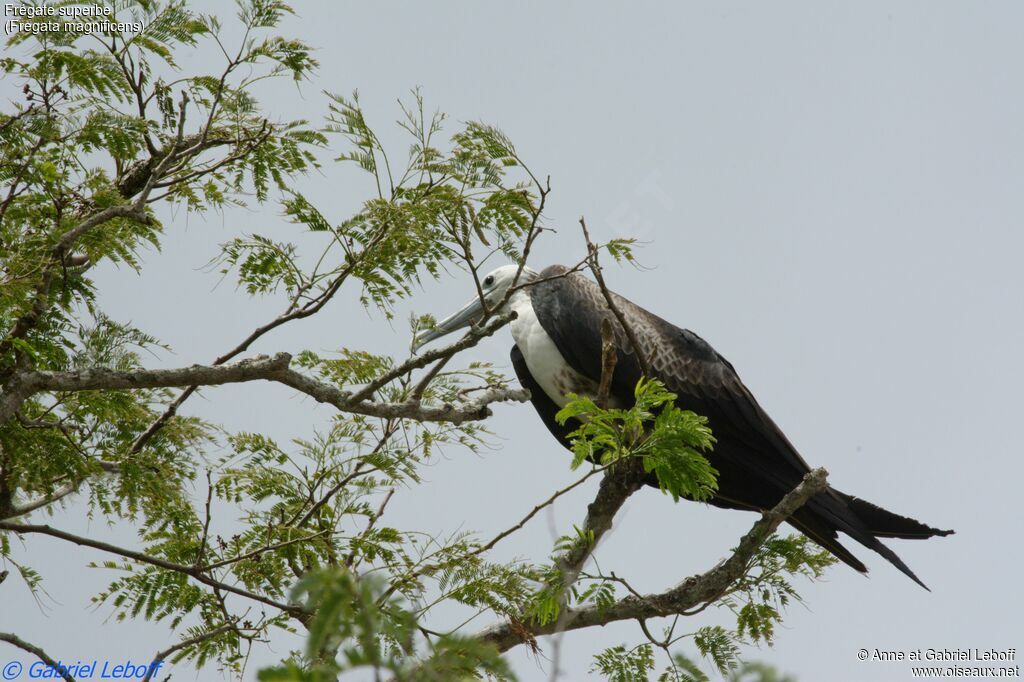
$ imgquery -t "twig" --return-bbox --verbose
[141,623,236,682]
[0,521,308,619]
[473,464,609,556]
[194,470,215,568]
[352,312,516,404]
[0,458,118,520]
[199,530,331,573]
[345,488,395,568]
[410,354,453,401]
[578,216,651,377]
[288,417,397,531]
[596,318,618,409]
[290,463,369,531]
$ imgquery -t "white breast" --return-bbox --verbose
[509,290,606,408]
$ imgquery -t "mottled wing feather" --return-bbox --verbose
[528,264,816,500]
[524,266,949,588]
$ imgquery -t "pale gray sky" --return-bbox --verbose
[3,2,1022,680]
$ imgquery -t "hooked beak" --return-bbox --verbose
[411,295,487,353]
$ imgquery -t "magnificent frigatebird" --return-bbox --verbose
[412,264,953,588]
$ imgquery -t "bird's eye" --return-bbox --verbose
[483,275,495,287]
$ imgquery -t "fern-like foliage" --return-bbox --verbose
[0,4,835,680]
[556,378,718,502]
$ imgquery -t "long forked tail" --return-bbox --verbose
[838,493,955,540]
[787,489,953,591]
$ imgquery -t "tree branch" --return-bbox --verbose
[353,311,517,404]
[0,93,189,365]
[477,468,830,652]
[273,367,530,424]
[473,464,609,557]
[0,353,530,429]
[0,354,289,425]
[578,216,651,377]
[129,207,400,454]
[199,530,330,573]
[596,318,618,409]
[557,458,649,579]
[141,623,236,682]
[0,460,117,521]
[544,456,649,653]
[0,632,73,682]
[0,521,306,619]
[2,482,78,519]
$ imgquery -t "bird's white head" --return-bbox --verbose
[411,264,539,352]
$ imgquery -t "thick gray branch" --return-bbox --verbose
[277,369,529,424]
[0,632,74,681]
[0,353,529,429]
[477,468,830,652]
[18,353,292,395]
[558,457,648,580]
[540,456,648,656]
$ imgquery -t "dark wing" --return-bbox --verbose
[513,341,765,514]
[527,265,951,589]
[528,264,815,504]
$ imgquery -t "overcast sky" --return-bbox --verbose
[3,2,1023,681]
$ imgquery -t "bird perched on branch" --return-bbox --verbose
[413,263,953,588]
